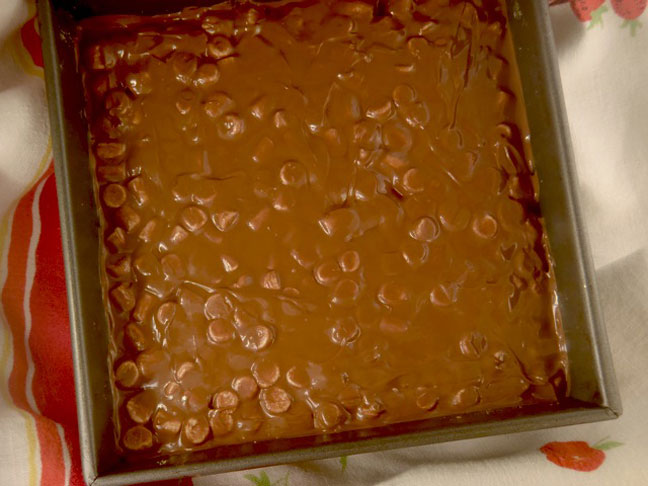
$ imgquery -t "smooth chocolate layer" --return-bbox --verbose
[78,0,568,455]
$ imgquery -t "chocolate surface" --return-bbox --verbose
[78,0,568,455]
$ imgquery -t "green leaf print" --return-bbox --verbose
[244,472,272,486]
[621,19,643,37]
[593,440,624,451]
[588,5,609,29]
[340,455,348,473]
[243,471,290,486]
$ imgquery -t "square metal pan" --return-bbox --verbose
[37,0,622,484]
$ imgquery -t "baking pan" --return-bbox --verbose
[37,0,621,484]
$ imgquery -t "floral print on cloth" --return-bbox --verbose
[567,0,647,34]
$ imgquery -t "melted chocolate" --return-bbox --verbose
[78,0,568,455]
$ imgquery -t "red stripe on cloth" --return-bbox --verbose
[2,167,70,482]
[3,174,39,411]
[7,167,195,485]
[2,168,66,486]
[20,15,44,69]
[30,172,84,485]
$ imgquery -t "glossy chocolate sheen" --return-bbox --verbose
[78,0,568,455]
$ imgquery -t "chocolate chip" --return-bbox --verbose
[138,219,158,243]
[448,386,480,409]
[279,161,307,187]
[378,316,408,333]
[204,292,232,319]
[392,84,416,107]
[382,121,413,152]
[212,390,239,410]
[170,52,198,84]
[136,349,168,379]
[126,71,152,96]
[153,409,182,438]
[124,323,149,351]
[401,168,425,194]
[247,207,270,232]
[155,302,176,327]
[126,390,157,424]
[355,395,384,421]
[330,278,360,306]
[459,331,488,359]
[217,114,245,140]
[95,141,126,161]
[115,360,139,388]
[415,389,439,410]
[161,253,185,280]
[116,205,141,233]
[207,36,234,59]
[203,92,235,118]
[252,358,281,388]
[319,208,360,241]
[132,292,155,322]
[261,270,281,290]
[232,375,259,400]
[111,283,136,312]
[409,216,440,242]
[366,99,394,122]
[194,63,220,88]
[212,210,239,232]
[87,43,117,70]
[97,164,126,183]
[377,282,410,306]
[208,410,234,436]
[240,325,273,352]
[259,386,292,415]
[127,176,149,206]
[103,183,127,208]
[401,101,430,128]
[337,250,360,273]
[182,415,210,445]
[400,239,428,268]
[123,425,153,451]
[314,261,342,287]
[429,284,456,307]
[106,227,127,252]
[185,389,211,413]
[314,402,344,430]
[106,256,131,277]
[285,366,310,388]
[207,318,235,344]
[180,206,208,232]
[328,318,361,345]
[221,254,239,273]
[472,213,499,239]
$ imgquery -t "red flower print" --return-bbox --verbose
[540,439,623,472]
[611,0,647,35]
[611,0,648,19]
[570,0,606,21]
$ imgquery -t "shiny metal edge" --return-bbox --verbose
[521,0,621,415]
[37,0,99,484]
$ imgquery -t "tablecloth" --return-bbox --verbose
[0,1,646,485]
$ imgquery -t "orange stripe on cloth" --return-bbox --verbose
[1,167,68,486]
[30,174,81,485]
[0,150,53,486]
[3,171,43,412]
